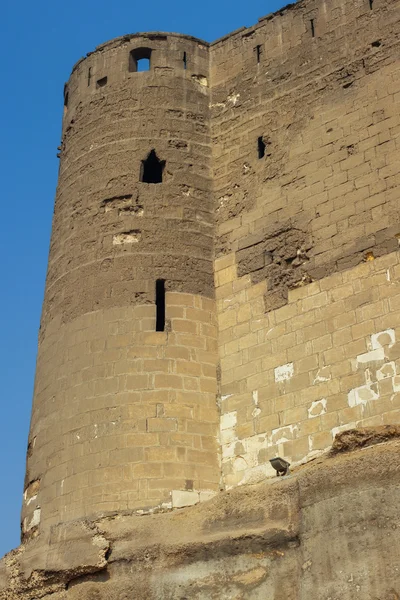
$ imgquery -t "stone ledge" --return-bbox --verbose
[1,429,400,598]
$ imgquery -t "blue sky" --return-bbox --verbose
[0,0,285,557]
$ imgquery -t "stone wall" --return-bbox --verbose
[2,433,400,599]
[211,0,400,487]
[211,0,400,309]
[23,292,220,536]
[12,0,400,587]
[216,250,400,487]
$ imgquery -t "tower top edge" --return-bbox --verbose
[70,0,304,75]
[70,31,209,75]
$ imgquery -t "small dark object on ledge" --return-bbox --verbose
[270,457,291,476]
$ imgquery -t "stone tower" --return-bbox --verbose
[22,33,220,538]
[2,0,400,597]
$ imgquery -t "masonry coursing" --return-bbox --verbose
[19,0,400,552]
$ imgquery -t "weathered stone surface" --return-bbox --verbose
[6,0,400,596]
[2,437,400,598]
[331,425,400,454]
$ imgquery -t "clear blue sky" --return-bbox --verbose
[0,0,285,557]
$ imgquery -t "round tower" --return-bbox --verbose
[22,33,220,537]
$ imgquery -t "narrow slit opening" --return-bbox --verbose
[369,0,373,8]
[256,45,262,63]
[258,136,266,159]
[183,51,187,70]
[88,67,92,87]
[310,19,315,37]
[63,84,69,108]
[156,280,166,332]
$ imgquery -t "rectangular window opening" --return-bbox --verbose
[369,0,373,8]
[129,48,152,72]
[256,45,262,63]
[88,67,92,86]
[155,279,166,332]
[183,51,187,70]
[310,19,315,37]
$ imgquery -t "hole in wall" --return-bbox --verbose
[140,149,165,184]
[96,76,108,88]
[310,19,315,37]
[255,44,262,63]
[258,136,266,159]
[87,67,92,86]
[137,57,150,71]
[129,47,152,72]
[155,279,166,332]
[369,0,374,9]
[183,51,187,70]
[371,40,382,47]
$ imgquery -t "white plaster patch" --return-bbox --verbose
[171,490,199,508]
[252,390,261,417]
[348,384,379,407]
[192,74,208,87]
[220,411,237,431]
[227,92,240,105]
[376,362,396,381]
[221,441,236,459]
[232,456,248,473]
[270,424,298,445]
[221,394,233,401]
[313,367,331,384]
[308,398,327,419]
[27,508,41,531]
[244,434,267,455]
[392,376,400,392]
[113,231,141,245]
[274,362,294,382]
[371,329,395,350]
[357,348,385,364]
[220,428,237,445]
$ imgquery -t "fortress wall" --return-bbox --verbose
[210,0,400,310]
[210,0,400,486]
[215,249,400,488]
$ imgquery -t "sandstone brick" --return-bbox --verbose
[309,430,333,451]
[147,418,178,432]
[214,254,236,272]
